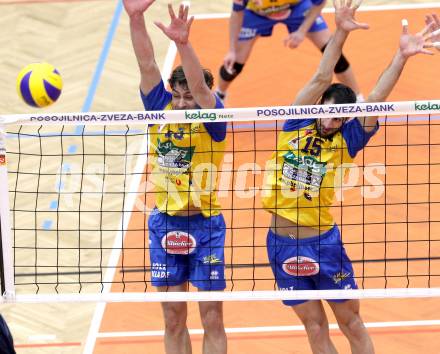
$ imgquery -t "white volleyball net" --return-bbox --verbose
[1,100,440,304]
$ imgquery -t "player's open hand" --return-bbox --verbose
[334,0,369,32]
[284,30,306,49]
[155,4,194,45]
[425,14,440,51]
[123,0,155,17]
[400,19,435,58]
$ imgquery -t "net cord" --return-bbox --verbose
[0,126,15,299]
[1,100,439,126]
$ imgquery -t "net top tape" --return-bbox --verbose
[1,100,440,126]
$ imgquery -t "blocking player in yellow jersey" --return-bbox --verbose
[124,1,227,353]
[216,0,363,103]
[262,1,435,353]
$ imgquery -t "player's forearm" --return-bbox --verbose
[367,50,407,103]
[293,27,348,105]
[315,27,348,81]
[176,42,216,108]
[229,10,244,52]
[297,1,326,35]
[360,51,407,132]
[129,13,161,90]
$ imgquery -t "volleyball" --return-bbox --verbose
[16,63,63,108]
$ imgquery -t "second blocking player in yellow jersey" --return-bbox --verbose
[262,0,435,353]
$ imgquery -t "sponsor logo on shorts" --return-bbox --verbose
[279,286,295,291]
[266,9,291,20]
[315,16,324,25]
[161,231,196,255]
[203,254,222,264]
[210,270,220,280]
[282,256,319,276]
[239,27,257,39]
[332,271,351,285]
[151,262,171,279]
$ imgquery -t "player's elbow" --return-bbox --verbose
[140,61,159,75]
[191,86,215,109]
[190,80,212,99]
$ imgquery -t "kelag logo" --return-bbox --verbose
[415,102,440,111]
[185,111,218,121]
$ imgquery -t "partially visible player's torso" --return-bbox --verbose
[244,0,302,18]
[149,116,225,217]
[262,120,353,231]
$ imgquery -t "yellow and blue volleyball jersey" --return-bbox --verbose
[141,80,226,217]
[233,0,324,16]
[262,118,378,230]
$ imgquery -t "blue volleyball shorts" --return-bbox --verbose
[267,224,358,306]
[148,210,226,290]
[239,1,328,40]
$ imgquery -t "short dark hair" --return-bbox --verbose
[319,83,357,105]
[168,65,214,90]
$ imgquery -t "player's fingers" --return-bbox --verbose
[402,19,409,35]
[425,15,433,26]
[420,21,434,37]
[354,21,369,30]
[187,16,194,30]
[427,28,440,39]
[433,13,440,25]
[428,41,440,49]
[420,48,435,55]
[224,59,234,73]
[154,21,167,34]
[346,0,352,8]
[287,38,298,48]
[178,4,184,19]
[168,3,176,20]
[183,5,190,21]
[353,0,363,10]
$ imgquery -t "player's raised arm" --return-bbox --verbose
[361,20,434,132]
[123,0,162,96]
[155,4,217,109]
[294,0,368,106]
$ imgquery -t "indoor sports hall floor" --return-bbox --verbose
[1,1,440,354]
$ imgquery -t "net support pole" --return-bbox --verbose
[0,126,15,300]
